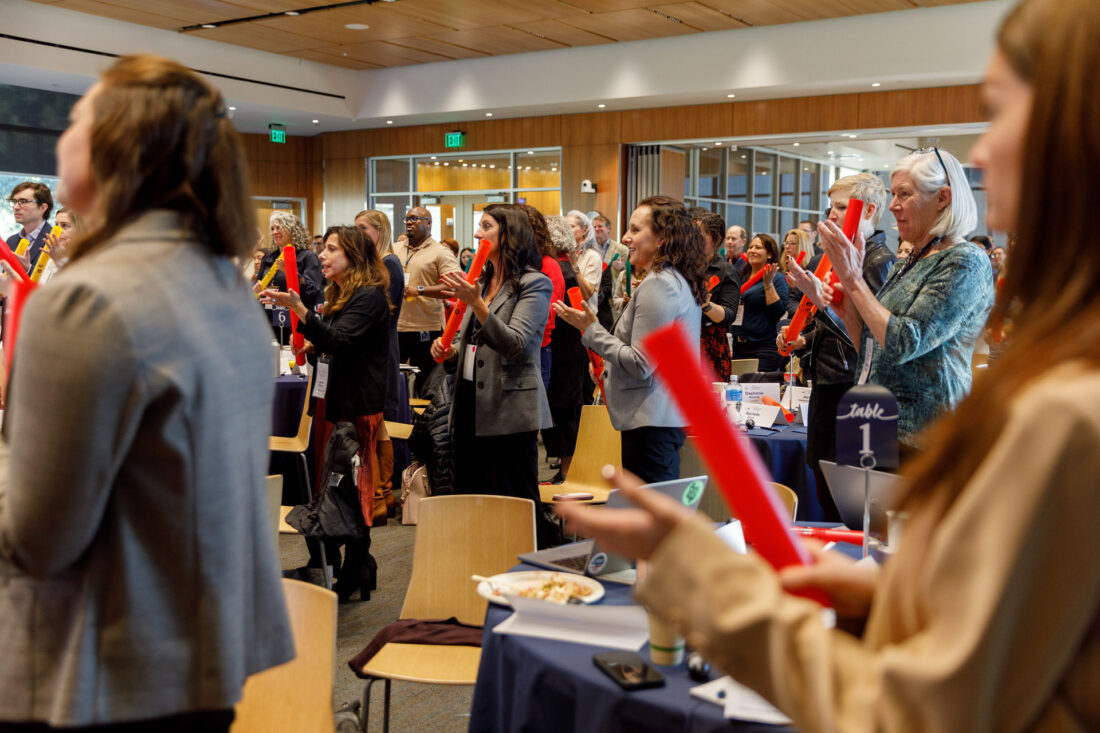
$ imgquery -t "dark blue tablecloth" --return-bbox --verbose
[469,563,792,733]
[747,424,823,522]
[272,375,309,437]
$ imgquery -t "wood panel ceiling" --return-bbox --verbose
[29,0,985,70]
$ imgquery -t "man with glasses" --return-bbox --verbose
[6,182,54,266]
[391,206,461,395]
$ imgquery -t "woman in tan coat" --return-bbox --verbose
[559,1,1100,729]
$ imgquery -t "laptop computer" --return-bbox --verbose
[817,459,902,536]
[519,476,708,584]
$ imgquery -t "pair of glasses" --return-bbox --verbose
[403,216,429,223]
[916,146,951,186]
[8,198,39,207]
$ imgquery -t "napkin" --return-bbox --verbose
[493,595,649,650]
[690,676,792,725]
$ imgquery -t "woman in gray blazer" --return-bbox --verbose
[432,204,553,541]
[555,196,707,483]
[0,55,293,731]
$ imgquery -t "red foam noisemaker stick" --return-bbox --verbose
[0,241,30,283]
[642,322,828,605]
[435,238,493,363]
[795,251,808,267]
[706,275,720,292]
[739,268,766,295]
[761,394,795,423]
[793,527,864,546]
[3,277,36,380]
[281,245,306,366]
[567,286,607,403]
[779,199,863,357]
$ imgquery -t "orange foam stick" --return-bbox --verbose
[793,527,863,545]
[642,321,828,606]
[739,267,766,295]
[281,245,306,366]
[706,275,720,292]
[567,286,607,404]
[435,238,493,363]
[795,251,808,267]
[779,199,863,357]
[761,394,795,423]
[3,277,35,380]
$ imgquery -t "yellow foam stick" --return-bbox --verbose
[14,238,29,256]
[256,252,285,294]
[29,247,51,283]
[50,225,62,239]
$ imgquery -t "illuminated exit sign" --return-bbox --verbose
[269,124,286,144]
[444,131,466,149]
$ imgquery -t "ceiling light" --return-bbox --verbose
[714,142,722,146]
[804,167,809,171]
[345,23,369,30]
[228,106,236,111]
[285,10,299,16]
[526,166,531,170]
[480,164,486,168]
[342,52,348,56]
[727,93,735,98]
[462,163,468,167]
[828,150,835,155]
[430,156,436,160]
[386,120,393,125]
[702,147,709,151]
[527,151,534,155]
[201,24,217,29]
[443,162,449,166]
[741,155,747,159]
[792,142,799,147]
[871,82,881,87]
[489,164,495,168]
[485,112,493,117]
[312,119,319,124]
[847,134,858,138]
[597,103,606,108]
[434,162,439,166]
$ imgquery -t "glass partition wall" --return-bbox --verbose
[369,148,560,249]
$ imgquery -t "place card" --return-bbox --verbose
[781,386,812,411]
[741,403,780,428]
[799,401,810,425]
[742,382,781,405]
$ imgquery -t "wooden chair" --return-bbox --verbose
[356,495,536,732]
[265,474,284,543]
[729,358,759,378]
[769,482,799,521]
[231,578,338,733]
[679,437,799,522]
[271,373,313,505]
[539,405,621,505]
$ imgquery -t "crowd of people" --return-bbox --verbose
[0,0,1094,728]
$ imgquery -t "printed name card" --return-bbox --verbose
[798,402,810,425]
[742,382,781,405]
[782,386,812,411]
[741,403,781,428]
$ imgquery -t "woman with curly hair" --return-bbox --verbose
[730,233,788,371]
[257,210,323,313]
[555,196,706,483]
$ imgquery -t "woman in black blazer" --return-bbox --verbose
[264,225,391,601]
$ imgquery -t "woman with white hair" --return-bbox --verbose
[256,210,324,312]
[565,209,602,311]
[814,147,994,448]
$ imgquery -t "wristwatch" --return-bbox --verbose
[417,285,425,295]
[702,302,713,314]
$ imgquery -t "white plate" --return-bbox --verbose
[477,571,605,607]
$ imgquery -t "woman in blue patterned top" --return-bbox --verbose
[817,148,994,448]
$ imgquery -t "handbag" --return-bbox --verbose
[400,461,431,525]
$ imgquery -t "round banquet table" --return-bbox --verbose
[745,423,823,521]
[468,563,794,733]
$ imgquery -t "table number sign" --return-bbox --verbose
[835,385,898,469]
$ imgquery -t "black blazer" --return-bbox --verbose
[300,285,390,422]
[260,247,324,309]
[6,223,51,269]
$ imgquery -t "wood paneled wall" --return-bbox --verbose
[240,85,984,237]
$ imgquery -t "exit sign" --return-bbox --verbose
[444,131,465,149]
[269,124,286,144]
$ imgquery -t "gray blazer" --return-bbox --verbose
[0,211,294,726]
[450,269,553,436]
[582,266,701,431]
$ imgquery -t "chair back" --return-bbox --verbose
[270,373,313,453]
[769,482,798,521]
[729,358,759,378]
[679,438,798,522]
[265,474,284,542]
[400,495,536,625]
[545,405,621,502]
[232,578,337,733]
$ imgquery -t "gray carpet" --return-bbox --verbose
[277,447,562,732]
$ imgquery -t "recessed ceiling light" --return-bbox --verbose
[871,82,881,87]
[443,162,449,166]
[201,24,217,29]
[741,155,747,159]
[434,162,439,166]
[527,151,534,155]
[526,166,531,170]
[804,167,809,171]
[342,52,347,56]
[462,163,468,167]
[285,10,299,16]
[485,112,493,117]
[847,133,858,138]
[311,119,319,124]
[386,120,393,125]
[597,103,606,108]
[792,142,799,147]
[727,93,735,98]
[228,106,236,111]
[489,164,495,168]
[714,142,721,146]
[345,23,369,30]
[481,164,486,168]
[702,147,709,151]
[828,150,835,155]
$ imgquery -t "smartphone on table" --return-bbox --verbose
[593,651,665,690]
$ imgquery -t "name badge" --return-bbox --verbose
[733,304,745,327]
[404,272,411,286]
[312,358,330,398]
[462,344,477,381]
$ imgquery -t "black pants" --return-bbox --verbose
[805,381,852,523]
[0,710,233,732]
[398,329,442,397]
[621,426,685,484]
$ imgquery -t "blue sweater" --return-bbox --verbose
[858,243,994,445]
[731,272,788,343]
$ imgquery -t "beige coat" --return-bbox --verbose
[638,364,1100,732]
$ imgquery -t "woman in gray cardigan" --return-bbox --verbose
[432,204,553,540]
[554,196,707,483]
[0,55,292,730]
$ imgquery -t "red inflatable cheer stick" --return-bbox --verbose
[642,322,828,605]
[706,275,720,292]
[778,199,863,357]
[795,250,808,267]
[435,238,493,363]
[281,245,306,366]
[567,286,607,404]
[793,527,864,546]
[0,240,30,283]
[3,277,35,380]
[761,394,795,423]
